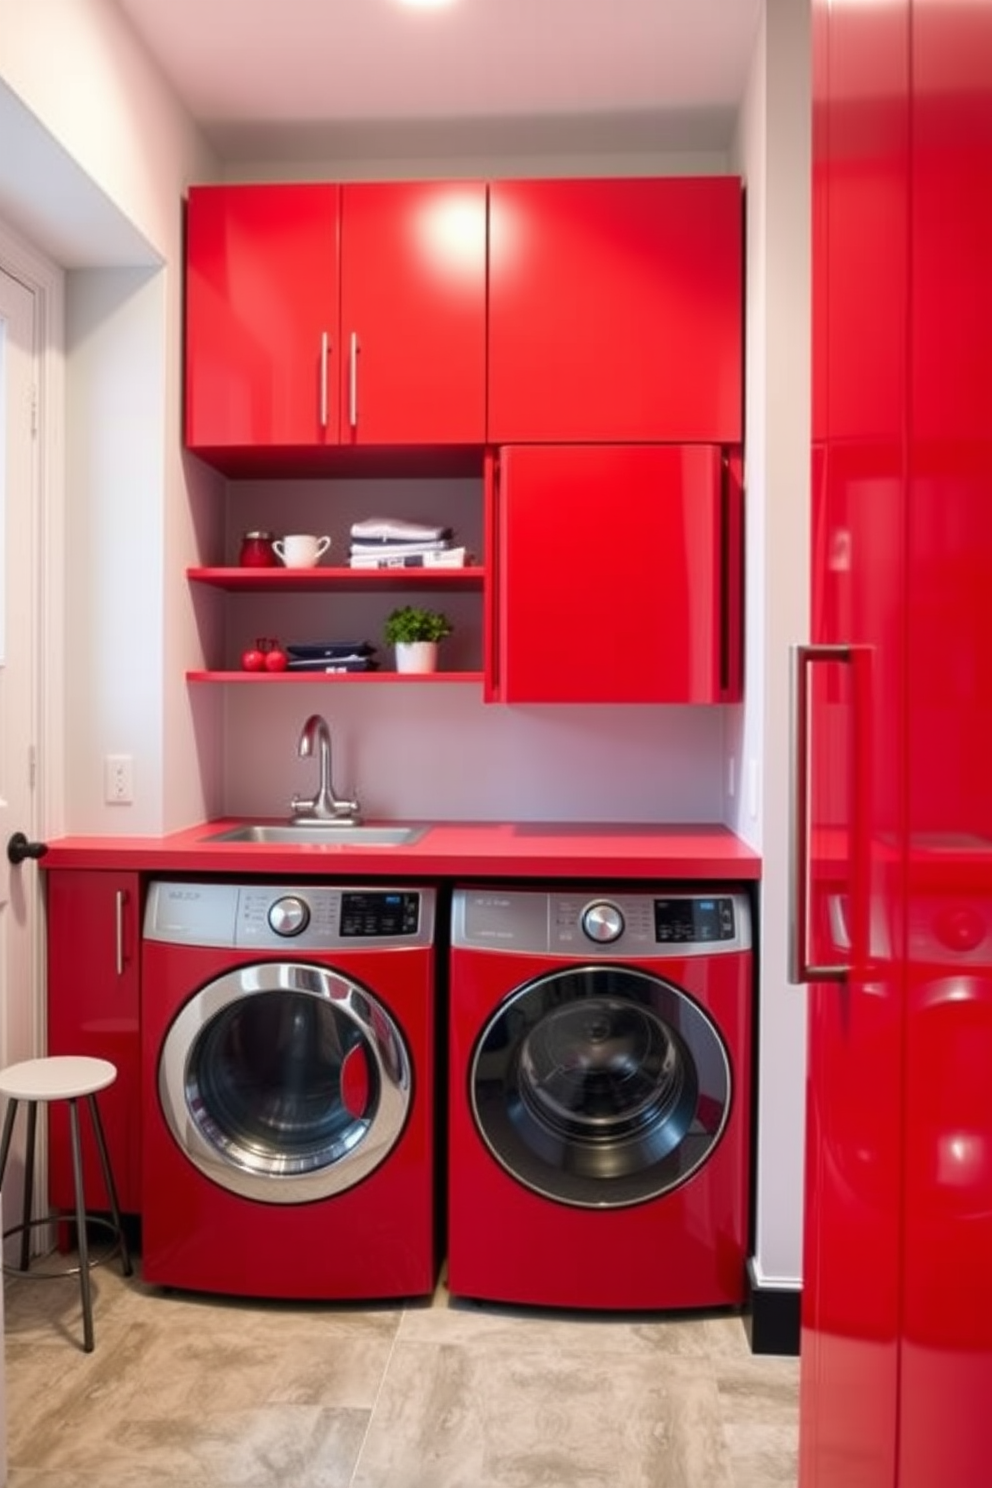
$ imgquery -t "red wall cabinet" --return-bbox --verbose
[487,444,742,704]
[185,181,488,464]
[46,871,142,1214]
[487,177,743,445]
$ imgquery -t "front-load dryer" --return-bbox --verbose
[141,880,437,1300]
[448,885,753,1310]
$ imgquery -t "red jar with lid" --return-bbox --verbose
[239,531,277,567]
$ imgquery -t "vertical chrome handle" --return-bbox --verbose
[349,331,358,429]
[319,331,329,428]
[115,889,126,977]
[789,642,853,984]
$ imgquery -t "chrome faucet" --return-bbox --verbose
[291,714,361,824]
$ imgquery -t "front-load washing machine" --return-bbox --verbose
[141,880,437,1299]
[448,885,753,1310]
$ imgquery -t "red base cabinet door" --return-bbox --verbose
[491,444,740,705]
[488,177,743,445]
[46,871,141,1214]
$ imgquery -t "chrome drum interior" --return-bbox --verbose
[159,962,412,1203]
[470,964,731,1208]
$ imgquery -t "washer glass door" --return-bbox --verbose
[471,966,731,1208]
[159,962,411,1203]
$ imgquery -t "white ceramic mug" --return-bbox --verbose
[272,533,331,569]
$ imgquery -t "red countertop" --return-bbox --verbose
[39,819,761,882]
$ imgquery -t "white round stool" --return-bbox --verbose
[0,1055,133,1352]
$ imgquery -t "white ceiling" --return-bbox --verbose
[113,0,763,162]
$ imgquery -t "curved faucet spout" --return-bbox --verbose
[291,714,361,823]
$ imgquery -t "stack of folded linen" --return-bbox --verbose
[348,515,468,568]
[285,641,379,673]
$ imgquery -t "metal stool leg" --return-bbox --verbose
[0,1098,16,1183]
[86,1093,132,1277]
[19,1101,38,1273]
[68,1098,95,1353]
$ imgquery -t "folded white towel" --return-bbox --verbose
[350,515,452,543]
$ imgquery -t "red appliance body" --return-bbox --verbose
[140,881,437,1300]
[447,886,753,1311]
[801,0,992,1482]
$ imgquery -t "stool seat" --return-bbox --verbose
[0,1056,117,1102]
[0,1053,132,1352]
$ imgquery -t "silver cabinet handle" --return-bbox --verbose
[348,331,358,429]
[115,888,126,977]
[788,642,853,984]
[319,331,329,428]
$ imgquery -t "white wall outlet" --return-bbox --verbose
[104,754,133,804]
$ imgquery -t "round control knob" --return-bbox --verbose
[268,896,310,937]
[581,900,624,944]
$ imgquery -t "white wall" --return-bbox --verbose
[0,0,222,835]
[732,0,811,1289]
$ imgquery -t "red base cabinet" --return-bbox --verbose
[801,0,992,1485]
[45,871,141,1215]
[185,180,488,465]
[488,177,743,445]
[488,444,741,705]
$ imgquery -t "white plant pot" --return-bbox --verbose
[394,640,439,674]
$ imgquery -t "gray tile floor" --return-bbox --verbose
[3,1253,799,1487]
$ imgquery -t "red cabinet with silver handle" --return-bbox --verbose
[46,871,142,1213]
[185,181,487,467]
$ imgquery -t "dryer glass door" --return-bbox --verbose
[470,965,731,1208]
[159,962,412,1203]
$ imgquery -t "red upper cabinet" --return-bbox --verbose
[489,443,741,705]
[186,183,341,454]
[185,181,488,465]
[487,177,743,445]
[339,182,487,446]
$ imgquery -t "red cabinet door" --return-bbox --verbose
[339,181,487,445]
[494,444,737,704]
[46,871,142,1214]
[185,183,341,453]
[488,177,742,444]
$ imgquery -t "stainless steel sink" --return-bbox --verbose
[203,823,428,847]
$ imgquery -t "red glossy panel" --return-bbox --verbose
[139,940,436,1298]
[447,943,752,1309]
[803,0,910,1483]
[339,181,487,445]
[185,183,340,450]
[46,872,141,1212]
[899,0,992,1479]
[488,177,742,444]
[497,444,729,704]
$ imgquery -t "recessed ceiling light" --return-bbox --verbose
[396,0,457,9]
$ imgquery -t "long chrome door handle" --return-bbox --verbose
[319,331,329,428]
[788,642,853,984]
[348,331,358,429]
[115,889,126,977]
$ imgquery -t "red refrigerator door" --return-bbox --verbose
[494,444,733,705]
[802,0,910,1483]
[899,0,992,1481]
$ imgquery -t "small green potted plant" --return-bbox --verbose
[383,605,453,674]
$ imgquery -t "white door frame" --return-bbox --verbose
[0,215,66,1045]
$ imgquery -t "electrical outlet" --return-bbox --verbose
[104,754,133,804]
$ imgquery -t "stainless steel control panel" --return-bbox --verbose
[143,881,436,950]
[451,887,751,958]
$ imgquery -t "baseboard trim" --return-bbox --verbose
[745,1262,801,1356]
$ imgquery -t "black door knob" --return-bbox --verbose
[6,832,49,866]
